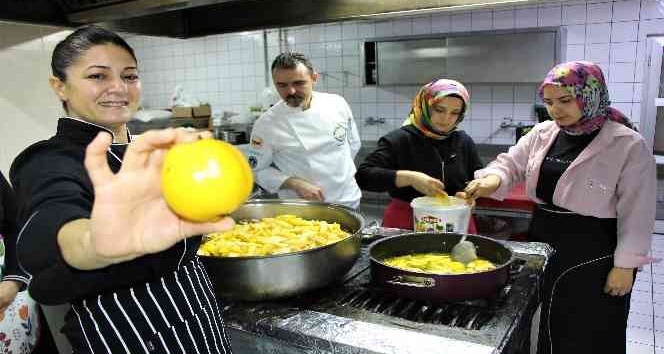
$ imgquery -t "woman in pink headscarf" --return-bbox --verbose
[462,61,656,354]
[356,78,483,230]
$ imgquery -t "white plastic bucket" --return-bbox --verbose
[410,196,471,233]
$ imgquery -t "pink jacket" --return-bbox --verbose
[475,120,656,268]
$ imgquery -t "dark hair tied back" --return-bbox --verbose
[51,25,137,81]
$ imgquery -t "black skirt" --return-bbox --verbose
[530,205,632,354]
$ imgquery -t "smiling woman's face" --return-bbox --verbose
[541,85,583,127]
[50,44,141,130]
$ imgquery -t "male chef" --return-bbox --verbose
[247,51,362,209]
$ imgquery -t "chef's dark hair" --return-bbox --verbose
[271,51,314,74]
[51,25,137,112]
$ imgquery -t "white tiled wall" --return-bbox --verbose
[625,225,664,353]
[126,32,266,118]
[128,0,663,144]
[0,22,67,175]
[0,0,661,168]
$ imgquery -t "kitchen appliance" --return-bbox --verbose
[370,233,512,303]
[369,31,558,85]
[13,0,534,39]
[515,125,535,144]
[222,228,553,354]
[534,104,552,123]
[200,199,364,301]
[514,104,552,144]
[215,128,247,144]
[212,121,254,144]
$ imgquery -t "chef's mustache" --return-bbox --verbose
[287,94,303,101]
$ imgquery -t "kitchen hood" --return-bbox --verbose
[0,0,528,38]
[368,30,559,85]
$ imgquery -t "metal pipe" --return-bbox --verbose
[263,30,269,87]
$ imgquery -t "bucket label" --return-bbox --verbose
[414,214,457,233]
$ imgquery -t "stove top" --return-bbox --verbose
[331,258,527,330]
[221,232,553,354]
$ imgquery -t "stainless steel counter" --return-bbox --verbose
[221,238,552,354]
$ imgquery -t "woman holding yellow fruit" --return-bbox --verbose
[10,26,243,353]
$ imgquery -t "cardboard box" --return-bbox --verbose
[193,104,211,118]
[171,104,212,118]
[172,106,193,118]
[168,117,210,129]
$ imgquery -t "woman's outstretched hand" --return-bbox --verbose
[457,175,502,202]
[62,129,235,270]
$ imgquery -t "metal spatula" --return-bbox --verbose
[451,234,477,264]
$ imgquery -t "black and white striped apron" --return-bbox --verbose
[530,204,632,354]
[64,258,233,354]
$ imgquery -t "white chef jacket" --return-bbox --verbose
[247,91,362,209]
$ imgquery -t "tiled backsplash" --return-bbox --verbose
[126,0,661,143]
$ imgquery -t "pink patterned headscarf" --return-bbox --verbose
[538,61,635,135]
[407,79,470,140]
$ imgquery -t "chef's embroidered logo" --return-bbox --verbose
[333,123,347,143]
[248,156,258,168]
[251,137,263,149]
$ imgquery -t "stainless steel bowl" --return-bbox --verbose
[199,199,364,301]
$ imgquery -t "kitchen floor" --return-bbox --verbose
[627,220,664,353]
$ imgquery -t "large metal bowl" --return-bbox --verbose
[199,199,364,301]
